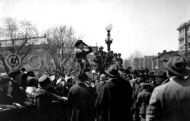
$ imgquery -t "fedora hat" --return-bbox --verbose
[163,54,190,77]
[8,69,21,78]
[38,75,51,87]
[104,64,120,78]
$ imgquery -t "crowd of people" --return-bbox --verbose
[0,40,190,121]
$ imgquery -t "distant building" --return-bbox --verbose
[144,56,156,71]
[132,57,144,70]
[131,56,156,71]
[155,50,179,71]
[177,20,190,55]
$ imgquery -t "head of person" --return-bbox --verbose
[38,75,53,89]
[65,76,73,87]
[131,70,139,79]
[74,40,84,49]
[148,75,155,83]
[78,72,89,82]
[163,54,190,78]
[154,71,167,85]
[104,64,121,79]
[21,71,37,86]
[99,46,104,51]
[141,83,150,91]
[20,68,26,73]
[99,73,107,82]
[118,53,121,58]
[8,69,22,85]
[137,75,145,83]
[124,75,132,82]
[0,75,12,90]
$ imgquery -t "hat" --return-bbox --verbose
[27,71,35,77]
[49,75,55,82]
[0,75,12,85]
[99,46,104,50]
[8,69,21,78]
[74,40,84,47]
[104,64,120,78]
[65,76,72,82]
[78,72,89,81]
[163,54,190,77]
[140,83,150,90]
[38,75,51,87]
[0,73,8,77]
[56,77,63,84]
[26,77,37,86]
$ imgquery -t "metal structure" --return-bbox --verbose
[105,24,113,52]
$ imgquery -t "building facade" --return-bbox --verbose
[177,20,190,55]
[0,44,98,75]
[155,50,179,71]
[131,56,156,71]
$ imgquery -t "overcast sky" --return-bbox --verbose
[0,0,190,58]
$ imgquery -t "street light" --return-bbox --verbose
[105,24,113,52]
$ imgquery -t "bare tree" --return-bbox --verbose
[0,17,39,72]
[45,25,78,77]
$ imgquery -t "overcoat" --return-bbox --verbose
[146,77,190,121]
[95,77,133,121]
[67,81,96,121]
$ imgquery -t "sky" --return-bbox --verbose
[0,0,190,58]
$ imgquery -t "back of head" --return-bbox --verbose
[0,76,11,86]
[105,64,120,78]
[8,69,21,78]
[27,71,35,77]
[163,54,189,77]
[78,72,89,82]
[38,75,52,87]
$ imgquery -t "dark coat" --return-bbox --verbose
[95,77,133,121]
[0,89,13,105]
[36,86,64,121]
[136,89,151,116]
[75,47,93,72]
[67,81,96,121]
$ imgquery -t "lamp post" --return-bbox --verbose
[105,24,113,52]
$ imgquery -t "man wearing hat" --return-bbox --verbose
[136,83,151,121]
[74,40,93,73]
[146,54,190,121]
[0,74,14,105]
[67,72,96,121]
[95,64,133,121]
[36,75,67,121]
[7,69,27,105]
